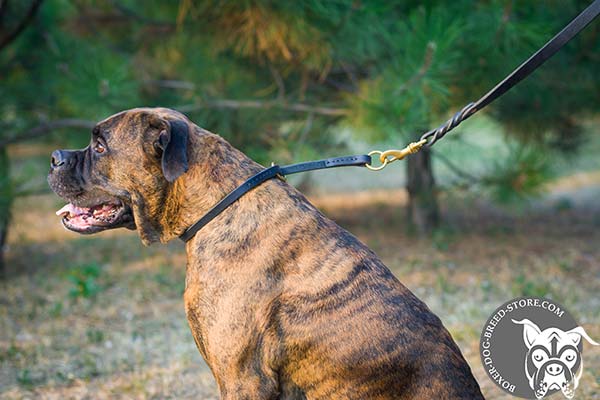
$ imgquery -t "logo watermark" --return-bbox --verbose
[480,297,598,399]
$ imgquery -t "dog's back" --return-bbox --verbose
[265,185,484,399]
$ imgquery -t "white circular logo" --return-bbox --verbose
[480,297,598,399]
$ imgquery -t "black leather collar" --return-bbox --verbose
[179,154,371,242]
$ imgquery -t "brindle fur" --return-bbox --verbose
[48,108,484,399]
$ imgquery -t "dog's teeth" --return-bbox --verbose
[56,204,73,216]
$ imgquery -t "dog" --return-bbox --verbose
[48,107,484,399]
[512,319,599,399]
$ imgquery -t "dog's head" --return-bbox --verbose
[512,318,598,399]
[47,107,192,243]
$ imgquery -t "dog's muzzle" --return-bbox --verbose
[533,358,577,399]
[48,147,135,234]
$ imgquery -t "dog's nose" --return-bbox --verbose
[545,363,564,376]
[50,150,67,169]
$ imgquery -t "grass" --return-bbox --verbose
[1,131,599,398]
[1,186,599,399]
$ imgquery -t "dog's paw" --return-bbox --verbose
[561,380,575,399]
[534,381,548,399]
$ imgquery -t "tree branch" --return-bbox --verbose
[394,41,436,96]
[106,0,173,27]
[268,63,286,100]
[0,0,44,52]
[146,79,196,90]
[177,99,349,116]
[144,79,348,116]
[431,150,480,184]
[145,78,348,117]
[0,119,95,148]
[297,112,314,145]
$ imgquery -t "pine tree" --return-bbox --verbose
[1,0,599,269]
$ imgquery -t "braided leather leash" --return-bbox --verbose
[420,0,600,147]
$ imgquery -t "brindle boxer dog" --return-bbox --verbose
[48,108,484,399]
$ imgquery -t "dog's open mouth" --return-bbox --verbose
[56,201,134,234]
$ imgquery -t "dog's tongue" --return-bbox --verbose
[56,203,90,217]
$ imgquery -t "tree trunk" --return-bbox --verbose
[0,147,11,278]
[406,146,439,234]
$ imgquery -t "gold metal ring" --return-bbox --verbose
[366,150,389,171]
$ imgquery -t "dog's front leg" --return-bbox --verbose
[184,282,282,400]
[217,372,280,400]
[205,326,282,400]
[185,316,281,400]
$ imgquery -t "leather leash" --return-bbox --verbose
[420,0,600,147]
[180,0,599,242]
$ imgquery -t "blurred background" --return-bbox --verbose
[1,1,599,398]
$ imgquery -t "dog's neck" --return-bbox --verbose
[149,129,265,244]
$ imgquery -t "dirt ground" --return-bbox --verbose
[1,186,599,399]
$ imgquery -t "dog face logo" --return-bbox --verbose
[512,319,598,399]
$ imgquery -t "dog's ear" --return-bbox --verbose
[565,326,599,347]
[151,118,189,182]
[512,319,542,349]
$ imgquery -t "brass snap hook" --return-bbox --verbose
[366,151,389,171]
[365,139,427,171]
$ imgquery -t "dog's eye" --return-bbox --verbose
[562,349,577,363]
[94,141,106,154]
[531,349,546,363]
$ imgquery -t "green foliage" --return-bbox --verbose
[486,144,552,203]
[347,5,466,141]
[67,263,103,300]
[16,368,35,388]
[86,328,105,344]
[49,301,64,317]
[511,273,553,298]
[436,272,458,295]
[347,0,599,148]
[0,343,23,362]
[431,226,457,251]
[0,0,598,251]
[2,0,598,155]
[153,265,184,295]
